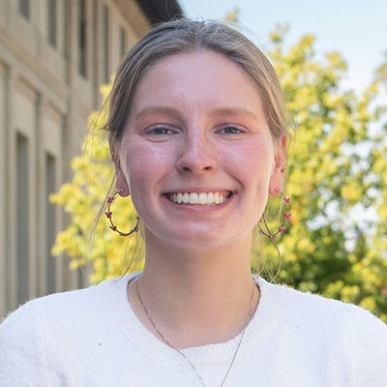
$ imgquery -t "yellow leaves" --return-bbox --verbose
[359,297,377,314]
[288,34,315,64]
[51,81,143,284]
[260,26,387,320]
[340,184,361,202]
[325,51,347,72]
[340,285,361,304]
[223,7,239,23]
[269,31,282,45]
[269,24,289,45]
[99,83,112,101]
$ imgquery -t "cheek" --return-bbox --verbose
[123,143,173,192]
[233,140,275,182]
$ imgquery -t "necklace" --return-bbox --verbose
[135,276,257,387]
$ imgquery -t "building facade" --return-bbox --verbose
[0,0,182,318]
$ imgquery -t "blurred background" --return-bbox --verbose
[180,0,387,94]
[1,0,386,321]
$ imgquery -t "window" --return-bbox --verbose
[120,26,126,59]
[103,5,109,83]
[16,133,29,304]
[48,0,57,47]
[45,153,56,294]
[19,0,30,19]
[78,0,87,77]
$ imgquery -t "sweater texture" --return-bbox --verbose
[1,274,386,386]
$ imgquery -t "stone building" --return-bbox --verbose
[0,0,182,318]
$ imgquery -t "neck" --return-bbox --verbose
[128,232,259,348]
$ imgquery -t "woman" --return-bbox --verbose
[1,19,386,386]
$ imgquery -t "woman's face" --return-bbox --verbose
[114,50,286,250]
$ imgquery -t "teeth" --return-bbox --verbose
[190,193,199,204]
[198,193,207,204]
[169,192,230,205]
[214,192,220,204]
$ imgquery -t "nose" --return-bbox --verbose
[176,130,217,174]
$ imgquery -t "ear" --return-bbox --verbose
[268,135,287,196]
[109,135,130,197]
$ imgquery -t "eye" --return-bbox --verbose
[218,125,245,135]
[145,126,177,136]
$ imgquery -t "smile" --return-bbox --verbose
[167,192,232,206]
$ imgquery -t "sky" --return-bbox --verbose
[178,0,387,93]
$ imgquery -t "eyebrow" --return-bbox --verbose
[208,107,258,121]
[133,106,181,121]
[133,106,259,121]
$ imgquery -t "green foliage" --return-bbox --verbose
[261,27,387,321]
[51,28,387,321]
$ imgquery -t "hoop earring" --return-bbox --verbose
[105,192,140,237]
[259,190,291,239]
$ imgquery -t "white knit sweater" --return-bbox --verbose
[1,274,386,386]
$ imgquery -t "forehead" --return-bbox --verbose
[129,49,264,117]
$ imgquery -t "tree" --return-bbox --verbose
[51,28,387,321]
[263,27,387,321]
[50,85,144,284]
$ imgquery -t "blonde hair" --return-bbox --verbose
[108,18,288,146]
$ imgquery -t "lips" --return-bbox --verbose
[167,191,232,206]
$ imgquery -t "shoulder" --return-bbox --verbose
[258,276,382,320]
[257,277,387,386]
[0,275,134,351]
[258,277,387,332]
[1,274,131,329]
[0,275,134,385]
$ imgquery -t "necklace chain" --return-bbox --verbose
[135,276,257,387]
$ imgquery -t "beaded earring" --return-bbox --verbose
[258,189,291,239]
[105,192,139,237]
